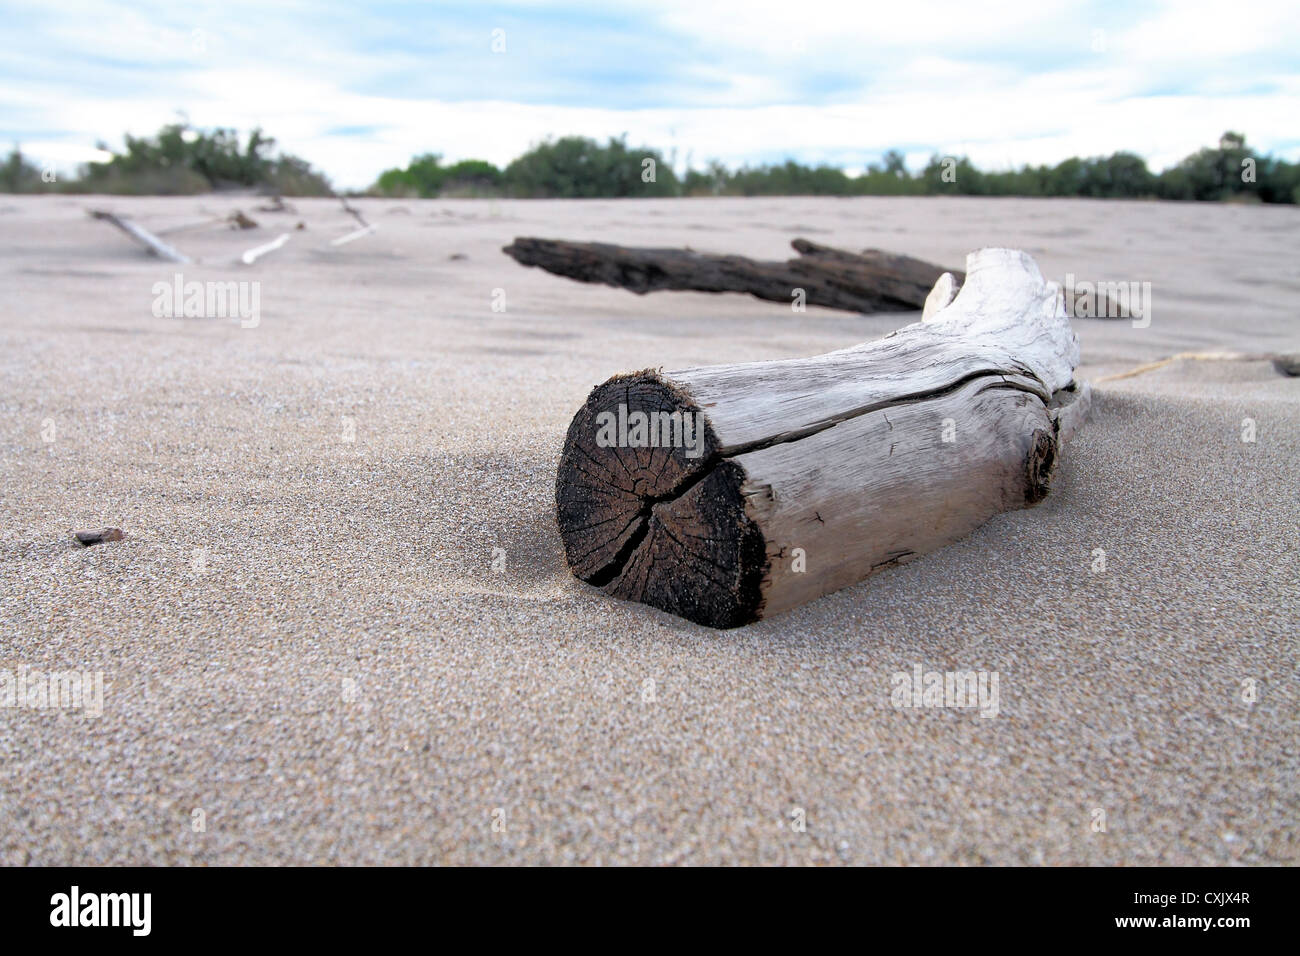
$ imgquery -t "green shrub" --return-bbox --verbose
[503,136,678,198]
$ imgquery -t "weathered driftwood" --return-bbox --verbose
[505,236,1129,319]
[555,247,1090,628]
[504,236,957,313]
[89,210,190,264]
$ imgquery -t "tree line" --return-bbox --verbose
[1,122,333,196]
[4,123,1296,204]
[375,132,1296,203]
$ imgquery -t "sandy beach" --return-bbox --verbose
[0,194,1296,865]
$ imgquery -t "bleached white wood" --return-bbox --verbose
[240,232,292,265]
[921,270,957,320]
[329,223,377,246]
[90,210,191,264]
[669,248,1079,454]
[555,247,1089,628]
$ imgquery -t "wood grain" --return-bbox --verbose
[555,248,1090,628]
[505,236,959,313]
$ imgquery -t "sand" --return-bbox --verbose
[0,194,1296,865]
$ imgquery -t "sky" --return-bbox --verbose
[2,0,1298,189]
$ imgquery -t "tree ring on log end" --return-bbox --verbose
[555,371,767,628]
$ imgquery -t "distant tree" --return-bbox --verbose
[880,149,907,176]
[503,136,679,198]
[921,155,986,195]
[726,160,853,196]
[441,160,504,195]
[1,145,45,192]
[71,122,331,195]
[1158,131,1259,202]
[682,159,730,196]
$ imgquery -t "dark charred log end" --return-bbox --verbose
[555,371,767,629]
[1025,428,1058,505]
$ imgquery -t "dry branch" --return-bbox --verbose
[89,210,191,263]
[504,237,957,313]
[240,232,291,265]
[555,247,1090,628]
[505,236,1129,319]
[330,223,378,246]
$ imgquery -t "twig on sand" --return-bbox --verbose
[71,528,126,546]
[157,216,226,236]
[338,194,369,228]
[256,195,296,214]
[227,210,259,230]
[329,223,378,246]
[240,232,292,265]
[1095,351,1289,383]
[89,210,191,264]
[332,194,377,245]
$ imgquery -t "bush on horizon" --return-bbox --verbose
[371,154,504,198]
[5,126,1296,204]
[503,136,680,198]
[3,122,334,196]
[370,131,1295,204]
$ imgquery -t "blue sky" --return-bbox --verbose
[3,0,1297,188]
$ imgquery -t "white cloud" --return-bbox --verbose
[4,0,1298,188]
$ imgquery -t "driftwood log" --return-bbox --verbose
[555,247,1090,628]
[505,236,1126,319]
[505,237,957,313]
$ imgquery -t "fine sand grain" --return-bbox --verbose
[0,195,1296,864]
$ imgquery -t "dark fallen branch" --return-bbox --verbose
[503,236,1132,319]
[503,236,959,313]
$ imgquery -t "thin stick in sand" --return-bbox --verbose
[241,233,292,265]
[89,210,191,263]
[1095,351,1292,382]
[330,223,378,246]
[330,194,377,246]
